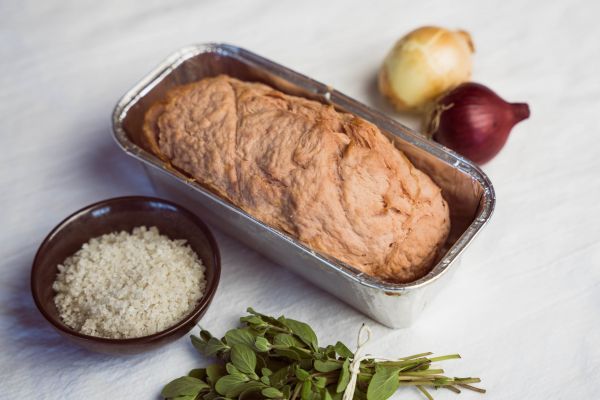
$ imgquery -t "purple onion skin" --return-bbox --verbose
[429,82,530,164]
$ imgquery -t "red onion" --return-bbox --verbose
[425,82,530,164]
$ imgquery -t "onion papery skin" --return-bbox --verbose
[427,83,530,164]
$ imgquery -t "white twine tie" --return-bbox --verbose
[342,324,372,400]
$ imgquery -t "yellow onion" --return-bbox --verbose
[379,26,474,111]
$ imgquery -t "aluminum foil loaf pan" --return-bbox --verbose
[112,43,495,328]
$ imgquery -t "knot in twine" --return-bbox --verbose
[342,324,372,400]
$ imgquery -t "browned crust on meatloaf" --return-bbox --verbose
[143,75,450,282]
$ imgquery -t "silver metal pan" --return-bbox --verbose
[112,43,495,328]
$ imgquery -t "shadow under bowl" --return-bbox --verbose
[31,196,220,355]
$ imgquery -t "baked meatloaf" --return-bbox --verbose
[143,75,450,282]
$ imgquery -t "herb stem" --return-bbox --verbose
[457,383,487,393]
[428,354,461,362]
[398,352,434,360]
[401,369,445,376]
[290,382,301,400]
[444,385,461,394]
[417,385,434,400]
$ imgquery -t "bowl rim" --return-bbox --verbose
[30,195,221,346]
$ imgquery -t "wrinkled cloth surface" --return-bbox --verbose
[1,0,599,399]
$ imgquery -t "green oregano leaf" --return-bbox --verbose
[236,381,264,399]
[366,365,400,400]
[239,387,261,400]
[314,359,341,372]
[301,380,313,400]
[206,337,230,357]
[314,376,327,389]
[322,388,334,400]
[261,368,273,377]
[323,345,337,358]
[295,367,310,381]
[225,329,256,347]
[279,318,319,351]
[188,368,207,380]
[240,315,265,326]
[336,359,350,393]
[226,363,241,376]
[206,364,226,385]
[274,348,301,361]
[331,390,343,400]
[273,334,302,348]
[161,376,210,398]
[199,329,213,341]
[261,387,284,398]
[202,392,218,400]
[215,374,249,397]
[291,347,313,360]
[282,385,291,398]
[247,308,287,329]
[191,334,208,354]
[231,344,257,374]
[254,336,271,352]
[269,366,291,387]
[334,341,354,358]
[193,335,230,357]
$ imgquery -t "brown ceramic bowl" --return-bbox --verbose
[31,196,220,355]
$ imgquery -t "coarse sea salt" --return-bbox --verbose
[53,226,206,339]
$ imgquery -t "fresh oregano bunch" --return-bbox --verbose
[161,308,484,400]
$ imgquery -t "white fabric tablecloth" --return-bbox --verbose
[1,0,599,398]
